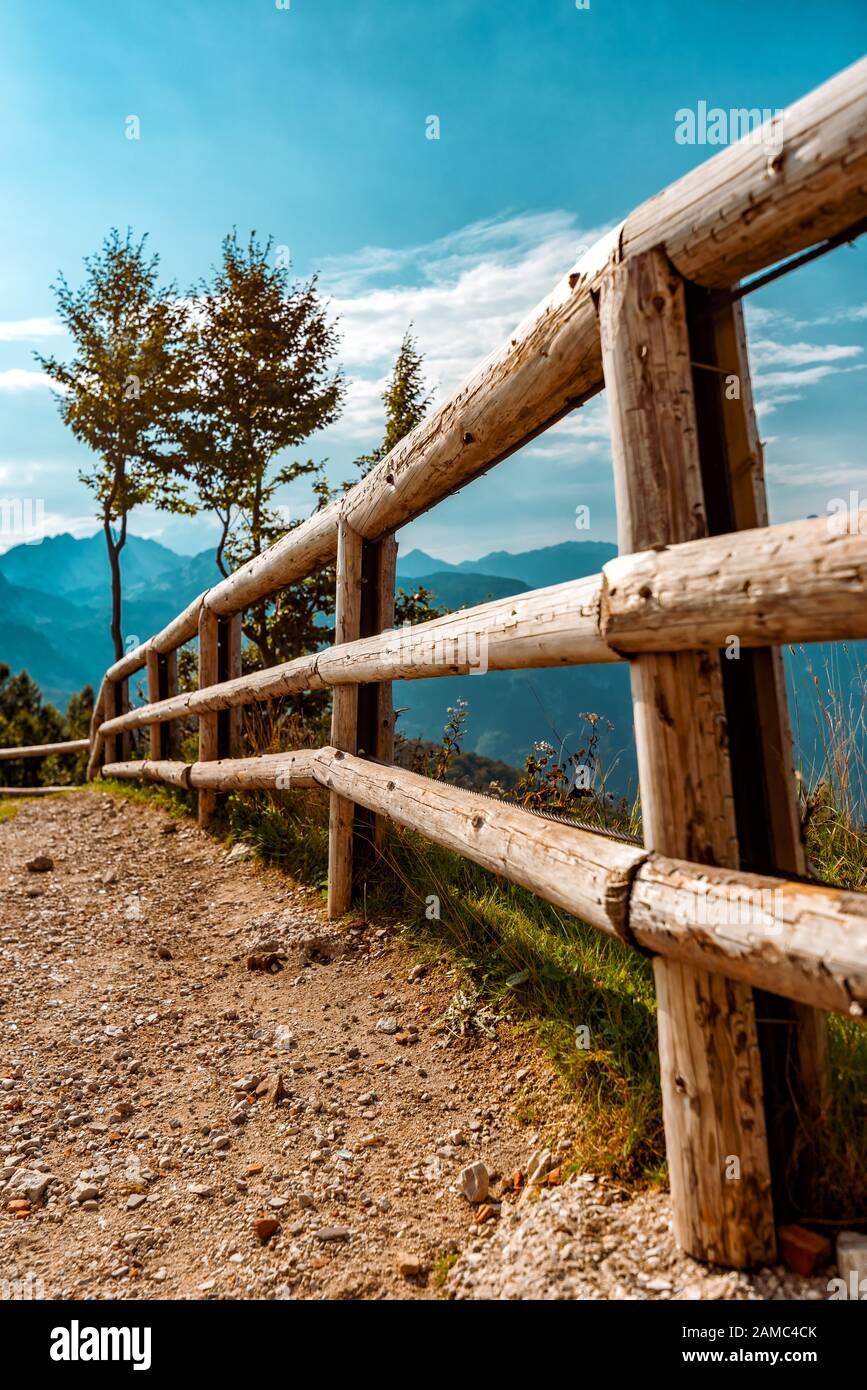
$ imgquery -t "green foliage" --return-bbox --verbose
[36,229,193,659]
[180,232,343,583]
[0,666,92,786]
[354,327,434,477]
[175,231,343,679]
[393,583,447,627]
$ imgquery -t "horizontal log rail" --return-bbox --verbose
[0,738,89,760]
[0,739,90,761]
[101,747,867,1020]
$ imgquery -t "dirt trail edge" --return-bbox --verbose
[0,790,828,1301]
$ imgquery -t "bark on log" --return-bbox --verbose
[599,247,776,1269]
[601,515,867,650]
[0,739,89,760]
[328,521,362,918]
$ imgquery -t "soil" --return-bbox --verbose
[0,789,835,1301]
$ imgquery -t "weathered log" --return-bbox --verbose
[222,613,243,759]
[631,858,867,1021]
[94,745,867,1016]
[189,751,317,791]
[328,521,363,918]
[102,759,193,789]
[146,649,163,762]
[86,677,108,780]
[0,739,89,760]
[602,514,867,650]
[102,679,130,767]
[370,534,398,852]
[686,290,829,1218]
[599,247,775,1268]
[97,508,867,747]
[102,753,318,791]
[311,747,645,938]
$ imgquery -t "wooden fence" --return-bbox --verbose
[5,57,867,1270]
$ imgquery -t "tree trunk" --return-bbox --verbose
[103,515,124,662]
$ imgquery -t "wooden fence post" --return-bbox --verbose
[599,247,776,1268]
[198,608,219,827]
[102,678,130,767]
[218,613,243,761]
[358,534,398,857]
[686,289,829,1214]
[328,520,363,917]
[146,648,179,760]
[196,611,241,827]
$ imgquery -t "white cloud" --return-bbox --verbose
[765,461,866,489]
[316,210,610,447]
[0,316,64,342]
[0,368,56,393]
[750,339,862,367]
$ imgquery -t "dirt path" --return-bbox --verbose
[0,789,830,1301]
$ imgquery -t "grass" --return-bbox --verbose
[97,778,196,819]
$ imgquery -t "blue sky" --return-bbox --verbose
[1,0,865,561]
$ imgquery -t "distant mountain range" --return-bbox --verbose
[0,531,861,800]
[0,534,223,709]
[396,541,618,588]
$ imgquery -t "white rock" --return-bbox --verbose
[225,843,253,864]
[459,1161,490,1204]
[837,1231,867,1287]
[5,1168,55,1202]
[71,1182,100,1204]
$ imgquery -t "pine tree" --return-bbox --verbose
[355,327,434,477]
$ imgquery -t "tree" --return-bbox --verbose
[181,232,344,664]
[0,667,92,787]
[36,230,193,661]
[354,327,434,478]
[351,328,442,627]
